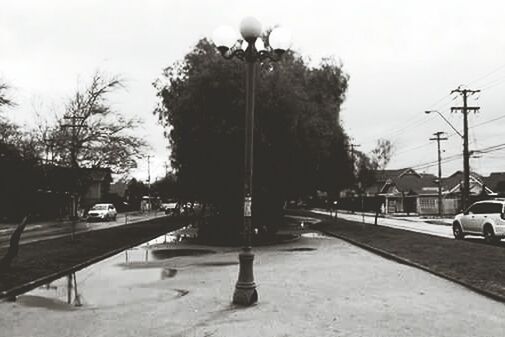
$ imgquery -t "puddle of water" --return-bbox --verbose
[301,232,332,239]
[20,229,206,310]
[194,261,238,267]
[141,226,199,247]
[161,268,178,279]
[151,248,215,260]
[281,247,316,252]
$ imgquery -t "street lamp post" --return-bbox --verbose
[214,17,291,306]
[425,109,467,211]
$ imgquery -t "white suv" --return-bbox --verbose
[87,203,118,222]
[453,200,505,243]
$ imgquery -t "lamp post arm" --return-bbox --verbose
[437,111,463,138]
[428,110,463,138]
[258,49,284,62]
[220,48,246,61]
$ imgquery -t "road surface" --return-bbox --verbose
[0,211,167,249]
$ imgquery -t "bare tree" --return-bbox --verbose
[371,138,394,224]
[0,81,13,108]
[371,138,394,170]
[43,72,148,174]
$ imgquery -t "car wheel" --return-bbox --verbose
[113,215,117,221]
[453,223,465,240]
[484,225,499,244]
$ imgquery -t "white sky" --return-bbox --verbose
[1,0,505,182]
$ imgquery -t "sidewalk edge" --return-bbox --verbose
[315,226,505,304]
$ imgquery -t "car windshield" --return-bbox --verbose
[91,205,108,210]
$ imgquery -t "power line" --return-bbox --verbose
[466,62,505,87]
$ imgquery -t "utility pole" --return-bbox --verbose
[62,112,86,169]
[451,87,480,210]
[147,155,152,211]
[430,132,448,217]
[347,143,361,216]
[62,111,86,222]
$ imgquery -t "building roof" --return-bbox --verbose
[483,172,505,194]
[441,170,495,195]
[379,168,438,195]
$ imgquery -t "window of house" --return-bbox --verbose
[420,198,436,209]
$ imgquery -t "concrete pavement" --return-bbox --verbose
[311,209,455,238]
[1,226,504,337]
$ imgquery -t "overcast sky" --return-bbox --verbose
[1,0,505,182]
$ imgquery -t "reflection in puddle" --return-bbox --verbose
[194,261,238,267]
[16,295,76,312]
[281,247,316,252]
[301,232,332,239]
[151,249,215,260]
[161,268,178,279]
[174,289,189,297]
[21,229,205,310]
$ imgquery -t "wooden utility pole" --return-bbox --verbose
[147,155,152,211]
[347,143,361,216]
[62,112,86,169]
[430,132,448,216]
[62,111,87,220]
[451,87,480,210]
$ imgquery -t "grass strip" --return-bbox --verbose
[288,209,505,302]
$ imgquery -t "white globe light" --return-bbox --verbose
[212,26,238,49]
[240,16,262,42]
[269,26,292,51]
[255,38,265,51]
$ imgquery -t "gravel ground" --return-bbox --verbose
[1,232,504,337]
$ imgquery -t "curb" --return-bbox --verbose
[0,219,185,301]
[314,225,505,304]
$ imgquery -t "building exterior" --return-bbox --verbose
[380,169,505,215]
[79,168,113,210]
[339,168,505,216]
[378,168,440,215]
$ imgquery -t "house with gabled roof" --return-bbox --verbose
[339,166,505,215]
[482,172,505,196]
[378,168,440,214]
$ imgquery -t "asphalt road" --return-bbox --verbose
[311,209,505,246]
[0,211,167,249]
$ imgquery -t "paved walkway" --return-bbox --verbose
[1,229,504,337]
[312,209,454,238]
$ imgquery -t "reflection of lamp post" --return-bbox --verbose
[214,17,291,306]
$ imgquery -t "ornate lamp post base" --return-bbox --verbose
[232,247,258,306]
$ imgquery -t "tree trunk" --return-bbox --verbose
[0,215,29,273]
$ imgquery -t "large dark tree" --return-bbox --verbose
[154,39,353,240]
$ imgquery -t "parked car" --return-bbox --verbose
[87,203,118,222]
[453,200,505,243]
[162,201,180,216]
